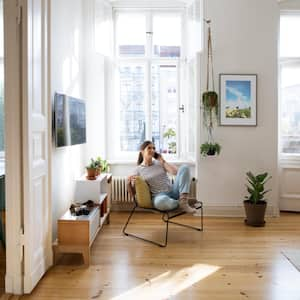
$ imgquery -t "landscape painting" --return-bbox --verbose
[219,74,257,126]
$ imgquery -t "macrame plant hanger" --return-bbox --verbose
[203,19,217,144]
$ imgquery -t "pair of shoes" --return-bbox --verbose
[179,198,196,213]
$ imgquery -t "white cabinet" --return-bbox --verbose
[54,173,112,266]
[74,173,109,205]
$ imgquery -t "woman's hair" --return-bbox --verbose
[137,140,153,165]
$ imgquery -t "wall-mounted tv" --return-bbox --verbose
[53,92,86,147]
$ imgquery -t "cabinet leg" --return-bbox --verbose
[82,247,90,266]
[106,213,110,224]
[53,243,62,265]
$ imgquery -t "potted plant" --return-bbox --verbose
[202,91,218,130]
[244,171,272,227]
[200,142,221,157]
[95,156,109,173]
[200,20,221,157]
[86,159,97,180]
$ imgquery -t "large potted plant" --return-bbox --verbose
[244,171,272,227]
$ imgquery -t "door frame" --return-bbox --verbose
[4,0,24,294]
[4,0,52,294]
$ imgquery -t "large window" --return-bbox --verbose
[279,13,300,154]
[114,11,183,156]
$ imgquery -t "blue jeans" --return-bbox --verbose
[152,165,190,211]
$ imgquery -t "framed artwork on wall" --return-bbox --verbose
[219,74,257,126]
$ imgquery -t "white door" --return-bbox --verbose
[4,0,51,294]
[22,0,51,293]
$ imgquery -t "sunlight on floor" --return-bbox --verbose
[111,264,220,300]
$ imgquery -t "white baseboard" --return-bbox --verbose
[111,203,280,217]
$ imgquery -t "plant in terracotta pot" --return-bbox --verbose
[244,171,272,227]
[86,159,97,180]
[200,142,221,157]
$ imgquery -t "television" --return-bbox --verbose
[53,92,86,147]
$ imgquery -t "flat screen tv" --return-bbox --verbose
[53,92,86,147]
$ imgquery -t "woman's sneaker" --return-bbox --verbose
[179,197,196,213]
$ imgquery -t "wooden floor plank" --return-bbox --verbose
[2,212,300,299]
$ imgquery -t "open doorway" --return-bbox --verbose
[0,0,5,296]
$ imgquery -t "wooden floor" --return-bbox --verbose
[3,212,300,299]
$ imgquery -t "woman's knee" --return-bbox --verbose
[178,165,190,176]
[153,195,178,211]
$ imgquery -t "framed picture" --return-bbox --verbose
[219,74,257,126]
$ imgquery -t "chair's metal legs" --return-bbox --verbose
[122,202,204,247]
[165,202,204,232]
[122,204,168,247]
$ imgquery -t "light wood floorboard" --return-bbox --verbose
[5,212,300,299]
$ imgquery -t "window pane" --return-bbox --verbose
[116,14,146,57]
[151,64,177,154]
[280,15,300,57]
[280,64,300,153]
[119,65,146,151]
[153,15,181,58]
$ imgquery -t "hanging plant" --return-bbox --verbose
[200,142,221,157]
[202,20,218,130]
[201,20,221,157]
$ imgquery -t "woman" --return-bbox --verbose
[128,140,195,213]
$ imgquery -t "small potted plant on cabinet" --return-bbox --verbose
[244,171,272,227]
[86,159,97,180]
[95,156,109,173]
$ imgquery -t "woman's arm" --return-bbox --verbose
[127,175,137,196]
[157,155,178,175]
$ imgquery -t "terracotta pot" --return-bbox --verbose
[244,200,267,227]
[86,168,97,180]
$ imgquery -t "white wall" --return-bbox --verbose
[51,0,87,238]
[199,0,279,216]
[51,0,108,239]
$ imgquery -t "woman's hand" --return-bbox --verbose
[127,175,137,185]
[158,155,165,165]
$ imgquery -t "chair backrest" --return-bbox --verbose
[134,176,153,209]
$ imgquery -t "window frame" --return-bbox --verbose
[110,8,187,161]
[279,10,300,159]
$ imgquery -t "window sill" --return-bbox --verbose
[108,159,196,166]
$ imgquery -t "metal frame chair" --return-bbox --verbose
[122,182,203,247]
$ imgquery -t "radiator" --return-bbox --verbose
[111,176,134,203]
[111,176,197,203]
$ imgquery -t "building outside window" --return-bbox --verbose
[279,12,300,154]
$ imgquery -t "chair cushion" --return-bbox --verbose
[135,176,153,208]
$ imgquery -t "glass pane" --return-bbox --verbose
[153,15,181,58]
[280,64,300,153]
[119,65,145,151]
[116,14,146,57]
[280,15,300,57]
[151,64,177,154]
